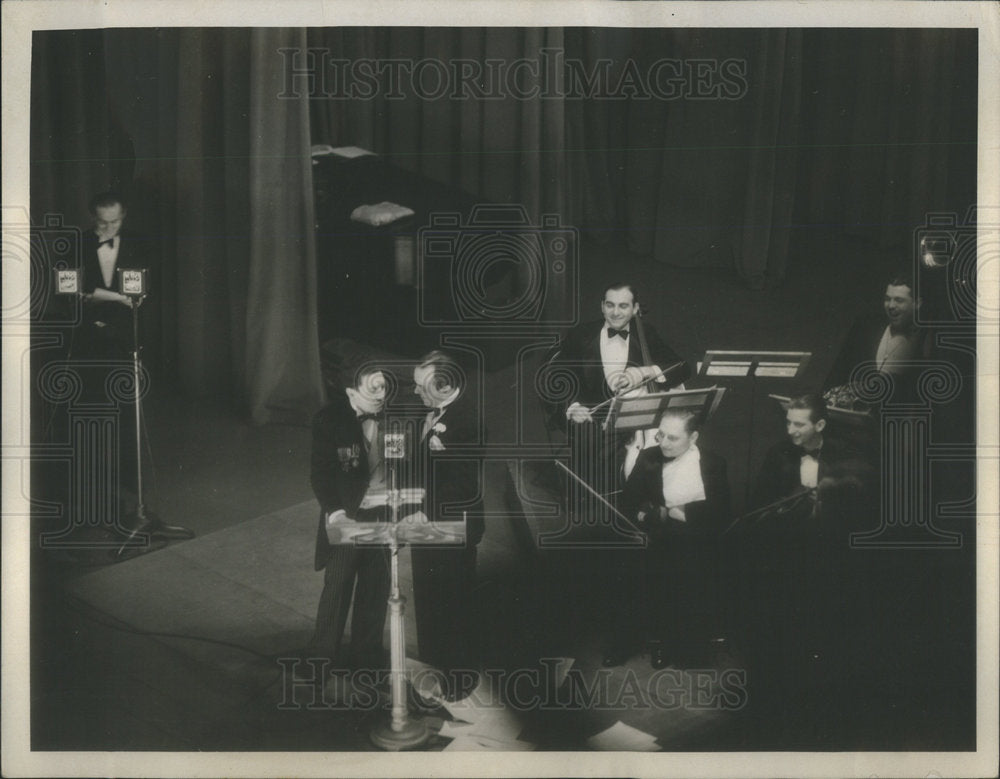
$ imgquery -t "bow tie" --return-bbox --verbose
[97,237,115,249]
[607,327,629,340]
[794,445,821,459]
[357,413,381,423]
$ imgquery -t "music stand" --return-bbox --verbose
[560,387,726,545]
[607,386,726,435]
[699,351,811,505]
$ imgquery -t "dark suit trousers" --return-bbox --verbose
[411,545,478,673]
[311,545,390,669]
[644,529,721,646]
[73,320,139,493]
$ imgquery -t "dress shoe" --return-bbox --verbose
[111,537,169,561]
[121,512,195,541]
[147,518,196,540]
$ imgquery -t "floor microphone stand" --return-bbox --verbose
[116,296,194,559]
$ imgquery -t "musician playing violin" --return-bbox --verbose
[750,393,859,513]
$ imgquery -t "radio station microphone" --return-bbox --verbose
[384,431,406,459]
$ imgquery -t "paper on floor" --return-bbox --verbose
[587,720,661,752]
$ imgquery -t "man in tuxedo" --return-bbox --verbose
[620,409,731,668]
[750,393,860,512]
[826,269,934,404]
[69,192,188,542]
[308,351,393,678]
[741,394,873,698]
[554,283,690,666]
[557,282,690,486]
[410,350,485,701]
[75,192,151,361]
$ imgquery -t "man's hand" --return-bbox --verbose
[324,509,350,544]
[566,402,593,424]
[618,367,646,390]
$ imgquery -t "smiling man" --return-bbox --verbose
[560,283,689,426]
[826,269,934,397]
[409,350,485,701]
[750,393,856,511]
[554,282,690,490]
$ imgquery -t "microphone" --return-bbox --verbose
[384,431,406,459]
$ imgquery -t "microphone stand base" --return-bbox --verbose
[370,716,430,751]
[114,511,195,560]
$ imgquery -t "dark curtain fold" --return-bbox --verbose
[797,29,976,249]
[30,30,111,228]
[31,28,324,422]
[308,27,974,287]
[307,27,570,221]
[246,28,324,423]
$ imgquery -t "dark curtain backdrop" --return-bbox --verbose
[308,27,572,222]
[308,27,975,288]
[31,28,324,423]
[32,27,977,414]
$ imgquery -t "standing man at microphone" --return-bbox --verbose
[308,350,393,681]
[410,350,485,702]
[72,191,185,538]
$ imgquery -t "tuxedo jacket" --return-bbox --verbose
[750,436,858,512]
[77,229,157,356]
[418,385,486,546]
[826,312,934,391]
[556,318,690,409]
[310,394,380,570]
[622,447,731,536]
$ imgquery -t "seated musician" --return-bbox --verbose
[740,393,873,688]
[750,393,857,514]
[558,282,690,486]
[825,268,934,409]
[617,409,731,669]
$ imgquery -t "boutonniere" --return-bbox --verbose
[428,434,445,451]
[337,444,361,471]
[432,421,447,435]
